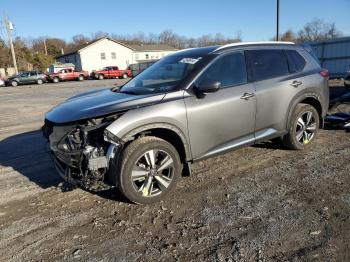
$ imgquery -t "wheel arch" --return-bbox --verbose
[286,92,324,130]
[121,123,192,163]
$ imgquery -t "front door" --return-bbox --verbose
[65,69,75,80]
[18,72,30,84]
[184,51,256,160]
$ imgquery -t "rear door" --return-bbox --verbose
[185,51,256,160]
[245,49,305,138]
[28,72,37,83]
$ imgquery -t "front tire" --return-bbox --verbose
[78,75,84,81]
[283,104,319,150]
[117,136,182,204]
[37,79,43,85]
[98,74,104,80]
[53,77,59,83]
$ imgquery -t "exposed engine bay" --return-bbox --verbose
[42,115,122,191]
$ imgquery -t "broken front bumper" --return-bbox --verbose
[43,120,120,191]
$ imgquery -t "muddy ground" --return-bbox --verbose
[0,80,349,261]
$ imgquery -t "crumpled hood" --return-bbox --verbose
[45,87,165,124]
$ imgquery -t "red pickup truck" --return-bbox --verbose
[49,68,89,83]
[91,66,132,80]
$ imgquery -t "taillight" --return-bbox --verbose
[319,69,329,78]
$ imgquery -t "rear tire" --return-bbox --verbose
[116,136,182,204]
[122,73,128,79]
[78,75,84,81]
[282,104,319,150]
[11,80,18,87]
[98,74,104,80]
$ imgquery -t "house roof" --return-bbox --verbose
[56,37,133,58]
[129,44,178,52]
[56,37,177,59]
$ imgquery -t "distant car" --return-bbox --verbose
[91,66,132,80]
[49,68,89,83]
[7,71,48,87]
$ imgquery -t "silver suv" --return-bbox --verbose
[43,42,329,204]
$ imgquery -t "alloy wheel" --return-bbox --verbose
[131,149,174,197]
[296,111,317,144]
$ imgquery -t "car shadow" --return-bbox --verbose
[253,139,286,150]
[0,129,131,203]
[0,129,62,188]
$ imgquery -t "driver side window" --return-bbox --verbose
[196,52,247,88]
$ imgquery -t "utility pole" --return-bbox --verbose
[276,0,280,41]
[43,38,48,55]
[4,16,18,74]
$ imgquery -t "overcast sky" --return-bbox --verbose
[1,0,349,41]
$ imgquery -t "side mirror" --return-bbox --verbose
[196,79,221,93]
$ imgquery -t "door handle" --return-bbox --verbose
[240,92,255,100]
[290,80,302,87]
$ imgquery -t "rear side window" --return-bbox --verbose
[285,50,306,73]
[246,50,289,81]
[196,52,247,88]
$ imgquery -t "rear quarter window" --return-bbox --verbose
[285,50,306,73]
[246,49,289,82]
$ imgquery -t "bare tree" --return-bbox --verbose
[91,31,109,40]
[158,30,179,47]
[297,18,342,42]
[280,30,296,42]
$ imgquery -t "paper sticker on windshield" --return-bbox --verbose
[179,58,200,64]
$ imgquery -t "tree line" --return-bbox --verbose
[0,18,343,72]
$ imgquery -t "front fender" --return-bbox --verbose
[105,90,192,160]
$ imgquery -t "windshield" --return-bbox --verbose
[119,55,202,95]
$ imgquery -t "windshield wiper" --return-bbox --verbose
[119,90,138,95]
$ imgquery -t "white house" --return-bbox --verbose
[56,37,177,73]
[129,44,177,63]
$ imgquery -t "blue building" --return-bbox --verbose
[309,36,350,78]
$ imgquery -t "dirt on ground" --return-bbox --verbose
[0,79,349,261]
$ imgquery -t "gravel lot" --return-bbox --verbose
[0,80,349,261]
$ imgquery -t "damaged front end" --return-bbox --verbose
[42,116,122,191]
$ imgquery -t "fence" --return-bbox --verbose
[309,36,350,78]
